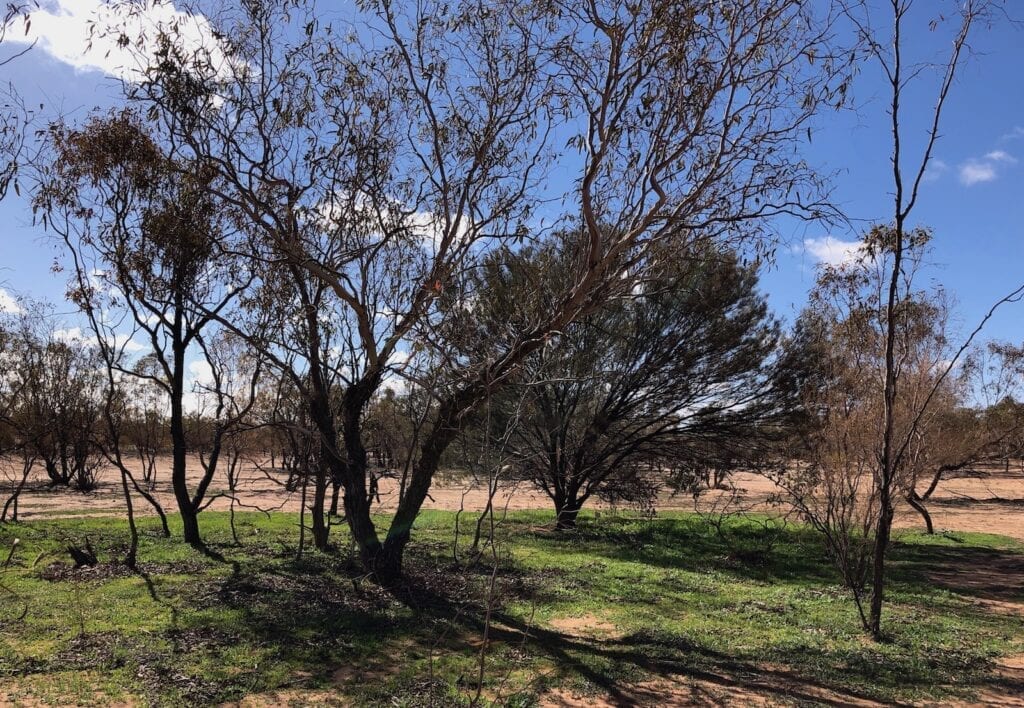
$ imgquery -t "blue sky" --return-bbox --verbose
[761,7,1024,344]
[0,1,1021,348]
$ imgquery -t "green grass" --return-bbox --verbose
[0,509,1021,706]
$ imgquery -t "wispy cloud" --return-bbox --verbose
[801,237,862,267]
[959,148,1017,186]
[1001,126,1024,141]
[923,158,949,182]
[985,150,1017,164]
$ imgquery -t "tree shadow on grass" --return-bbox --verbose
[519,515,849,586]
[8,514,1023,705]
[528,516,1024,604]
[888,541,1024,605]
[379,577,1003,707]
[191,516,1024,703]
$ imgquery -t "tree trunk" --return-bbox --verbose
[120,468,139,569]
[555,504,581,530]
[364,535,405,585]
[329,475,341,517]
[907,492,934,534]
[169,324,201,547]
[553,478,583,530]
[868,500,894,639]
[311,463,330,551]
[344,472,383,569]
[297,470,308,561]
[180,504,201,547]
[2,458,32,523]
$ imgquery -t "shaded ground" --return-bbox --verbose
[0,511,1022,706]
[4,456,1023,540]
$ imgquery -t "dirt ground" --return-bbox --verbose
[3,457,1022,541]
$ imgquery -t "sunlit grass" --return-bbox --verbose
[0,510,1021,705]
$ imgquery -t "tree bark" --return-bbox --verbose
[120,468,139,569]
[310,463,330,551]
[555,504,581,530]
[329,476,341,517]
[907,492,934,534]
[868,501,893,638]
[180,504,201,547]
[170,332,199,546]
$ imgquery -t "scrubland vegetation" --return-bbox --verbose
[0,0,1023,705]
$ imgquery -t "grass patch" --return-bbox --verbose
[0,509,1021,705]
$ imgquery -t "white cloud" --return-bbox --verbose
[0,288,22,314]
[802,237,862,267]
[182,358,215,413]
[114,333,146,353]
[381,349,414,396]
[959,161,998,186]
[409,210,473,255]
[188,358,214,386]
[316,191,473,256]
[9,0,226,82]
[959,148,1017,187]
[53,326,89,344]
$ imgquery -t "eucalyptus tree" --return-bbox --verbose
[26,335,105,491]
[0,300,52,519]
[831,0,1022,638]
[0,304,106,492]
[124,356,168,488]
[34,112,252,546]
[903,343,1024,533]
[105,0,846,579]
[781,228,1024,635]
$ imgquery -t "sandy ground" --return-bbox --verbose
[2,456,1022,540]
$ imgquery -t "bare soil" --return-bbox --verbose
[548,612,622,640]
[4,457,1022,540]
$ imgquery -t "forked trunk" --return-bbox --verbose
[361,535,407,585]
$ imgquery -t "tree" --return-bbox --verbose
[903,343,1024,532]
[103,0,846,579]
[184,331,262,544]
[35,111,251,546]
[781,227,1024,636]
[124,356,169,489]
[0,311,105,492]
[458,238,790,529]
[27,337,105,491]
[0,299,44,521]
[835,0,1021,638]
